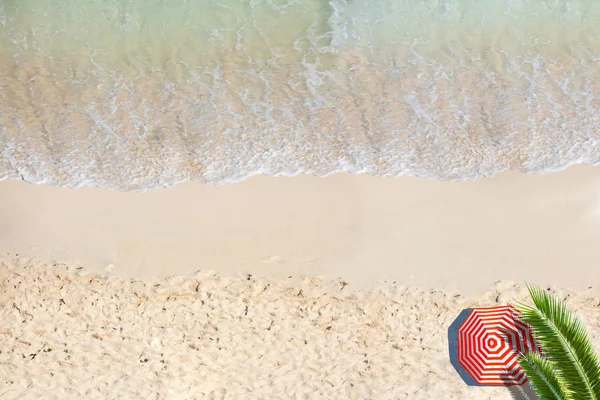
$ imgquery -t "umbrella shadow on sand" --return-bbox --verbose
[448,308,539,400]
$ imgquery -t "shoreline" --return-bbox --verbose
[2,165,600,295]
[3,160,597,192]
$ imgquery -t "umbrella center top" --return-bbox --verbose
[455,306,541,386]
[487,337,501,350]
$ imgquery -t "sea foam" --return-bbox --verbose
[1,0,600,189]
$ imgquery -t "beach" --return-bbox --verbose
[2,256,599,400]
[3,0,600,397]
[2,166,600,398]
[2,165,600,295]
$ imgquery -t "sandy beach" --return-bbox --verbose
[3,2,600,397]
[2,166,600,398]
[3,165,600,295]
[1,256,600,399]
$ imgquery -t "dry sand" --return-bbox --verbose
[1,256,600,399]
[2,166,600,398]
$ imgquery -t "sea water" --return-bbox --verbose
[1,0,600,189]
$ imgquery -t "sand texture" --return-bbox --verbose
[3,166,600,296]
[2,256,600,399]
[3,167,600,398]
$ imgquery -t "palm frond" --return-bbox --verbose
[516,284,600,400]
[518,351,567,400]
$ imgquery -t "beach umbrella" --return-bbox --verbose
[456,305,541,386]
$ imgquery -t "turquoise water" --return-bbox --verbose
[1,0,600,188]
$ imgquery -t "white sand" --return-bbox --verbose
[2,256,599,399]
[2,166,600,398]
[2,166,600,295]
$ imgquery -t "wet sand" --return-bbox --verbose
[2,165,600,295]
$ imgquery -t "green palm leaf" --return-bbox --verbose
[516,284,600,400]
[518,351,567,400]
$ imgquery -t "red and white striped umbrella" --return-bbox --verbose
[457,305,541,385]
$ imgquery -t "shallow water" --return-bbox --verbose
[1,0,600,189]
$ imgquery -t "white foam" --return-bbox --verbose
[1,0,600,190]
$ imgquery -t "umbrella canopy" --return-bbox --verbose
[457,305,541,385]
